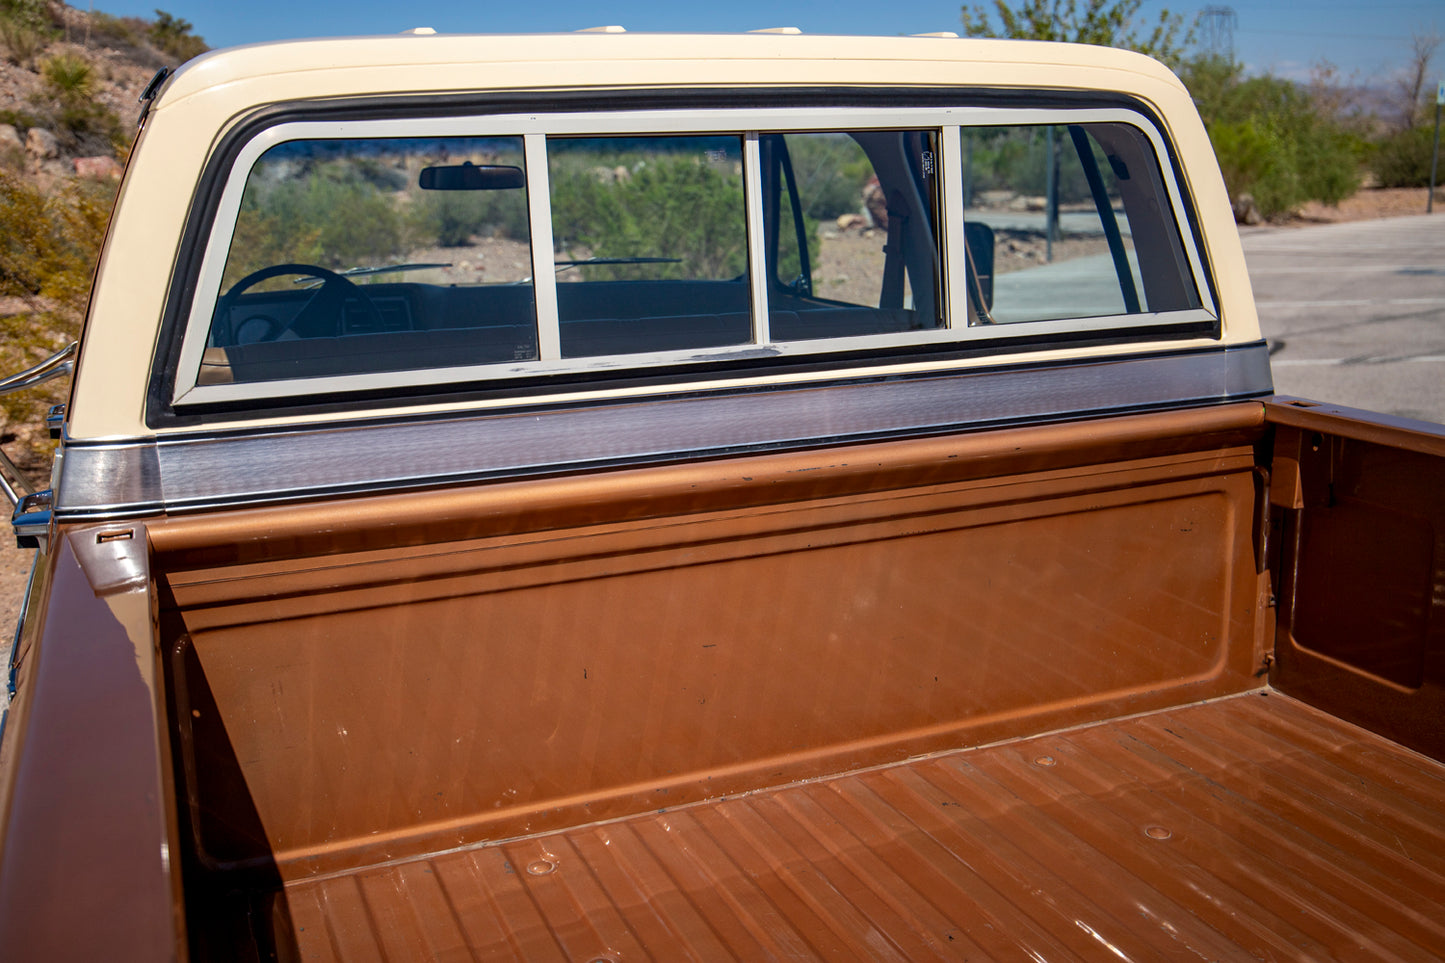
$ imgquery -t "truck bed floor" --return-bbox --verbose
[274,691,1445,961]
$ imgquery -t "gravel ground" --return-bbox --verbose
[2,188,1437,689]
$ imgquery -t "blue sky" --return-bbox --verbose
[97,1,1441,85]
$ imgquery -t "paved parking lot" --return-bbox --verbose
[1244,214,1445,425]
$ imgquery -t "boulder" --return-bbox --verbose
[25,128,59,160]
[74,156,124,180]
[1232,193,1262,226]
[0,124,22,152]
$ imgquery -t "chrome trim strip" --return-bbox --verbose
[7,554,37,700]
[56,442,163,517]
[58,343,1271,519]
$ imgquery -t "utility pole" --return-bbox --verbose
[1045,127,1059,262]
[1430,81,1442,214]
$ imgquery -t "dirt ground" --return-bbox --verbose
[1290,186,1442,225]
[2,187,1440,690]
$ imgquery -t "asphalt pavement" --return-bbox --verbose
[1243,214,1445,425]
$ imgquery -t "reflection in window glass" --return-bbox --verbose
[762,130,942,341]
[548,135,752,358]
[205,136,537,384]
[960,123,1200,325]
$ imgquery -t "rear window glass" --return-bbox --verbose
[959,122,1201,325]
[763,130,942,341]
[171,106,1213,408]
[547,135,751,359]
[204,135,536,385]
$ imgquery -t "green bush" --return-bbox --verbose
[0,0,52,33]
[411,188,529,247]
[41,51,93,102]
[550,157,748,281]
[34,51,123,154]
[149,9,206,62]
[775,209,820,288]
[1180,58,1361,219]
[86,11,147,49]
[0,0,54,67]
[0,172,108,456]
[1371,126,1437,188]
[787,135,873,220]
[962,126,1098,204]
[0,107,43,133]
[0,171,110,309]
[223,162,408,288]
[0,17,45,65]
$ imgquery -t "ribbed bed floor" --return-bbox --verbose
[277,691,1445,961]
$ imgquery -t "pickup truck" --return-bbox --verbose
[1,31,1442,961]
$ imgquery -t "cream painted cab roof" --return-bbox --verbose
[156,32,1189,109]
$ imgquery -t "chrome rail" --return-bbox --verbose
[0,343,75,530]
[0,342,77,398]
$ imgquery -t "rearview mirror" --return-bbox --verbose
[419,162,525,191]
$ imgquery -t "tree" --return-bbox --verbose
[149,8,207,62]
[1394,30,1440,130]
[960,0,1195,66]
[1177,57,1362,219]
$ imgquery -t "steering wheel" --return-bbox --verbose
[214,263,384,344]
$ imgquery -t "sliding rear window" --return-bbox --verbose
[166,105,1212,411]
[959,122,1200,325]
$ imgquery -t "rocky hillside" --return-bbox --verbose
[1,3,198,187]
[1,2,206,482]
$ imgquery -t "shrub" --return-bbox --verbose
[42,51,93,103]
[1371,126,1437,188]
[1180,59,1362,219]
[787,135,873,220]
[550,156,748,281]
[412,189,529,247]
[222,163,407,288]
[149,9,206,62]
[33,52,123,154]
[0,173,107,462]
[0,0,51,33]
[86,11,146,48]
[0,17,45,65]
[0,107,43,132]
[961,126,1098,204]
[0,170,110,310]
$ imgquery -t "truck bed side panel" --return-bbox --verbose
[1267,399,1445,761]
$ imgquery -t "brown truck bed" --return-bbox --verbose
[273,691,1444,961]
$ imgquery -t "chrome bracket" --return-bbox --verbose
[12,489,53,552]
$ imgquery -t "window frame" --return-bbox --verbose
[168,105,1216,409]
